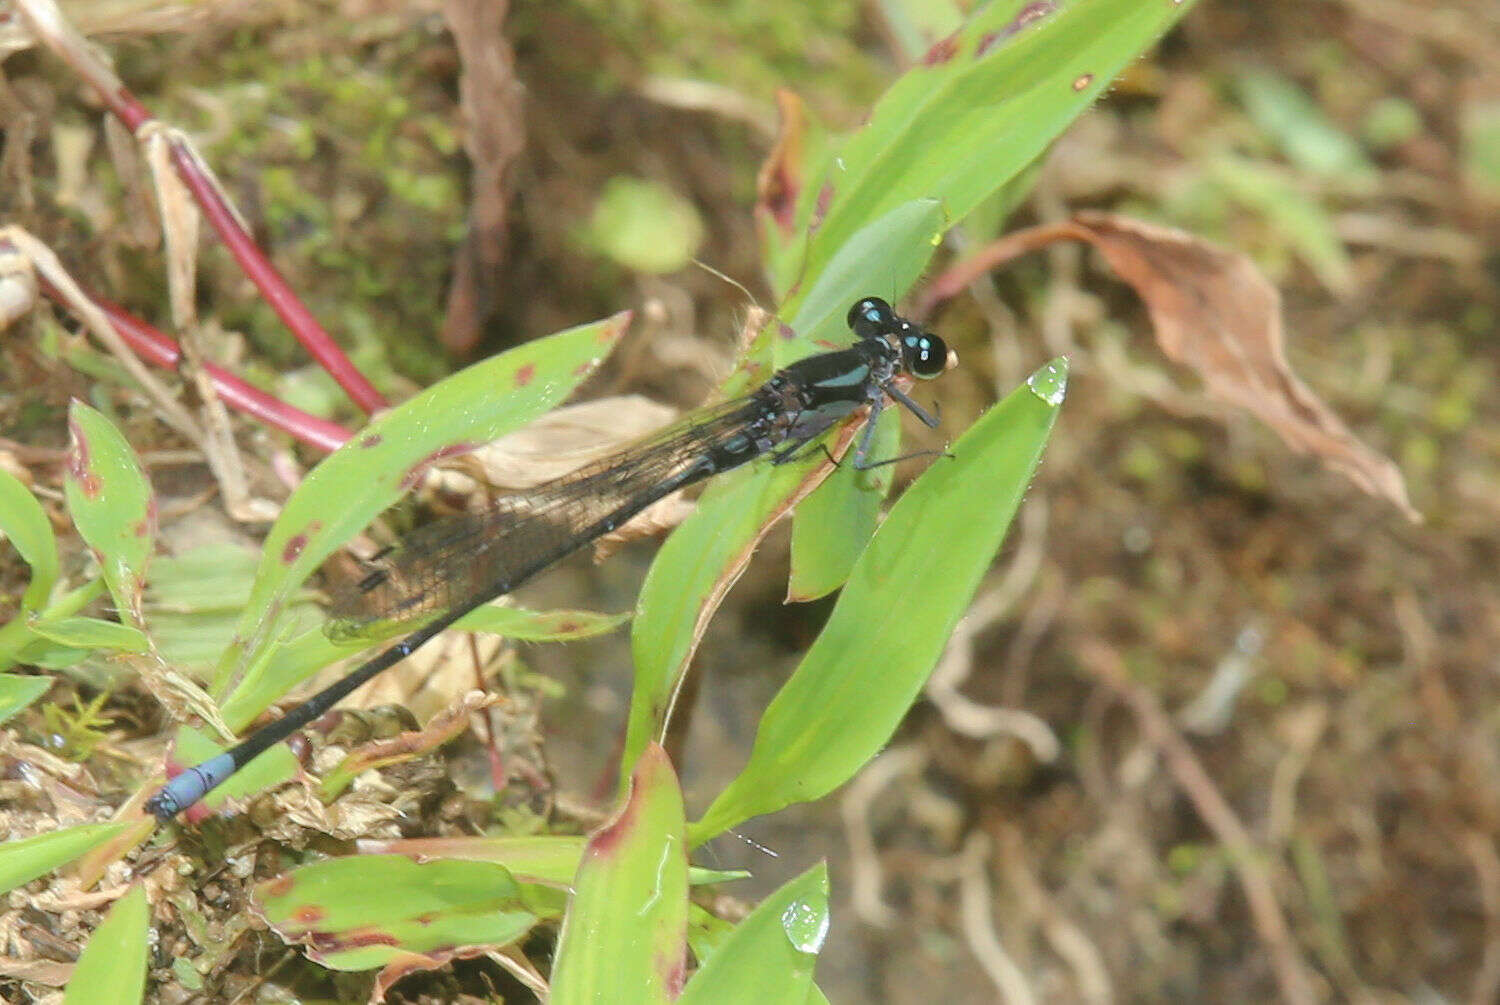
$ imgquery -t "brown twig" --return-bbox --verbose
[1462,829,1500,1005]
[14,0,389,416]
[439,0,526,356]
[1077,640,1322,1005]
[957,832,1039,1005]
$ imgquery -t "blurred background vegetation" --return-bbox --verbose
[2,0,1497,1000]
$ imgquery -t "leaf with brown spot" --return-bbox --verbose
[63,402,156,628]
[755,89,809,238]
[754,89,834,291]
[550,744,688,1003]
[253,855,537,975]
[216,311,631,729]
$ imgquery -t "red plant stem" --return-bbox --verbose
[41,279,352,454]
[100,92,389,416]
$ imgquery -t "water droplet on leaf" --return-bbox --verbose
[781,898,830,954]
[1026,357,1069,406]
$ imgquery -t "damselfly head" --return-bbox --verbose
[847,296,896,339]
[896,320,949,379]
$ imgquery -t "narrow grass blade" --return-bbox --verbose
[63,885,148,1005]
[551,743,689,1004]
[0,823,131,895]
[693,360,1066,842]
[0,467,59,612]
[0,672,51,725]
[63,402,154,629]
[680,862,828,1004]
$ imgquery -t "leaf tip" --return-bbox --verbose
[1025,357,1069,407]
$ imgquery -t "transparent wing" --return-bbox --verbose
[323,394,768,641]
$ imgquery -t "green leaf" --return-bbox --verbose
[782,0,1197,296]
[3,579,107,671]
[692,359,1066,842]
[625,198,949,786]
[1232,68,1376,182]
[215,313,630,714]
[145,543,261,608]
[680,862,828,1005]
[775,198,945,365]
[358,833,746,888]
[254,855,537,972]
[63,402,155,629]
[0,672,51,725]
[626,459,818,787]
[551,743,689,1004]
[756,93,834,291]
[0,823,132,895]
[873,0,966,63]
[1207,154,1354,295]
[28,616,150,654]
[12,636,91,670]
[687,901,738,970]
[787,405,897,602]
[63,885,148,1005]
[144,542,263,632]
[580,176,706,274]
[0,467,59,612]
[216,620,343,732]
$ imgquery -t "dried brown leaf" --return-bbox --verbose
[922,213,1418,520]
[591,493,698,561]
[427,395,680,496]
[755,89,808,236]
[0,957,73,987]
[1070,211,1417,521]
[0,238,39,328]
[325,689,501,791]
[345,627,505,723]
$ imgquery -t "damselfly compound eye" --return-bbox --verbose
[903,330,948,379]
[847,296,896,339]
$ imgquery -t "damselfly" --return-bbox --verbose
[147,296,952,819]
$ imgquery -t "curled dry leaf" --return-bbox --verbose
[322,689,503,793]
[755,88,809,236]
[433,395,681,493]
[1070,211,1417,521]
[259,784,405,843]
[423,395,707,551]
[343,618,506,721]
[373,946,498,1004]
[923,212,1418,521]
